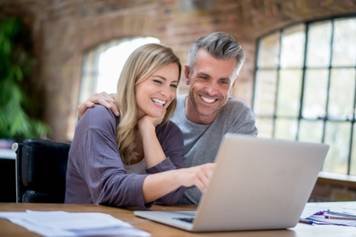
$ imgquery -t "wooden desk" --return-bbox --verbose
[0,203,355,237]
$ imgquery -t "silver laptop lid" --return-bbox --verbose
[193,134,329,231]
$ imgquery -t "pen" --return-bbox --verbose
[324,214,356,221]
[299,218,314,225]
[326,210,356,219]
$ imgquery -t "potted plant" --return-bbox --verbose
[0,17,47,147]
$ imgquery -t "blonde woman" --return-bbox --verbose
[65,44,214,208]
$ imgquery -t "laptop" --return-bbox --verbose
[134,134,329,232]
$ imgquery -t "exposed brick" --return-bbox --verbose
[0,0,355,141]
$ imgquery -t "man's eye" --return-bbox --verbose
[198,76,208,80]
[220,79,230,85]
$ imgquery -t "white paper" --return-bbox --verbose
[301,202,356,219]
[0,210,150,237]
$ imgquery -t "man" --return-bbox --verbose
[79,32,257,204]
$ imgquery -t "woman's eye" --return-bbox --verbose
[170,84,178,89]
[153,79,162,84]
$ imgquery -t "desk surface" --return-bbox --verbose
[0,202,355,237]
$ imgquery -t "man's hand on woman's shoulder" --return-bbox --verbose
[78,92,119,118]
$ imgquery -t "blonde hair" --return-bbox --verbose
[116,44,181,164]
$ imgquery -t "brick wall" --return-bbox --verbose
[1,0,355,140]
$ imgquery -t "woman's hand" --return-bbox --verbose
[138,112,165,130]
[178,163,215,193]
[142,163,215,203]
[78,92,119,117]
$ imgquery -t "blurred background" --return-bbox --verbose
[0,0,356,202]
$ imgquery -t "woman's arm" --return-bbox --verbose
[71,106,214,207]
[138,116,167,168]
[143,163,215,203]
[138,118,215,204]
[69,106,148,208]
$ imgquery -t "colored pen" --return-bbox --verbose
[324,214,356,221]
[299,218,314,225]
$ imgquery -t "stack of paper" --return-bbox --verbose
[0,210,149,236]
[301,209,356,227]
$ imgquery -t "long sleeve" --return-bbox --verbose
[82,127,148,208]
[145,121,187,205]
[66,106,148,208]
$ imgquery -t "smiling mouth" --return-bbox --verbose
[152,98,167,107]
[199,95,217,104]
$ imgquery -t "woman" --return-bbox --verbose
[65,44,213,208]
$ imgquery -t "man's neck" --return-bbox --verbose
[184,96,217,125]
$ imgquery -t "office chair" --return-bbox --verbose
[14,139,70,203]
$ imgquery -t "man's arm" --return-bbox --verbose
[78,92,119,117]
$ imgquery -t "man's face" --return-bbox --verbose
[185,49,237,124]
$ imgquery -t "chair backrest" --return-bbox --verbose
[15,139,70,203]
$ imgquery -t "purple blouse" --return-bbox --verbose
[65,105,185,208]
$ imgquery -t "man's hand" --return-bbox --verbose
[78,92,119,118]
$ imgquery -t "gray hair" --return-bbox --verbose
[188,32,245,76]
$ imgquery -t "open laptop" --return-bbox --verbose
[134,134,329,232]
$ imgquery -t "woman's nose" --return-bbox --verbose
[160,86,175,100]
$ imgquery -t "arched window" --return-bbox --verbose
[79,37,160,103]
[253,16,356,176]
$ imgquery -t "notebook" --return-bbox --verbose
[134,134,329,232]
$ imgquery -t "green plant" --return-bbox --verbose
[0,17,47,139]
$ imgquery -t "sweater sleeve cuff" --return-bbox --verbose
[145,157,176,174]
[131,174,152,209]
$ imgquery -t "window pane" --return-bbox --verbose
[328,69,355,119]
[332,18,356,66]
[79,51,99,103]
[307,21,332,67]
[257,32,280,68]
[302,69,328,119]
[254,70,277,116]
[275,118,297,140]
[256,118,273,138]
[351,124,356,175]
[299,120,323,143]
[324,122,351,174]
[97,37,160,93]
[277,69,302,117]
[280,24,305,68]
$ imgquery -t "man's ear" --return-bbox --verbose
[184,65,191,85]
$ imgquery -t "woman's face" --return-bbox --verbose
[135,63,179,119]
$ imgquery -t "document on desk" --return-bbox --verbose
[303,210,356,226]
[0,210,150,237]
[301,202,356,227]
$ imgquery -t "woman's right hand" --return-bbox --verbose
[178,163,215,193]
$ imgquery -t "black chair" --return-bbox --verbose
[14,139,70,203]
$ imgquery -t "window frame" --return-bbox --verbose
[252,14,356,176]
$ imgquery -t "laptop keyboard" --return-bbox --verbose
[174,217,195,223]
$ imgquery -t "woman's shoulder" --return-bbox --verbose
[78,105,118,131]
[156,120,182,137]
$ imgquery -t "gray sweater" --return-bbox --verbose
[65,105,185,208]
[171,96,257,204]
